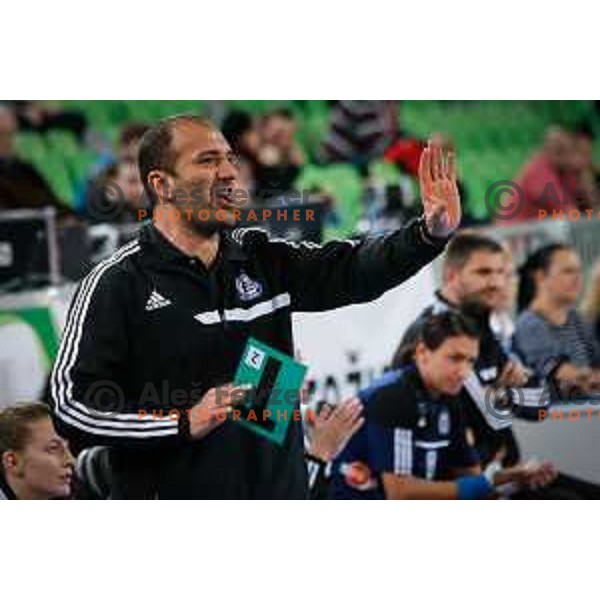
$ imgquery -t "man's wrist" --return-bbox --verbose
[178,408,191,439]
[418,216,450,246]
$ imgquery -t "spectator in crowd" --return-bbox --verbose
[81,123,148,224]
[221,110,260,162]
[489,245,520,354]
[221,110,260,197]
[0,403,74,500]
[114,159,148,218]
[384,136,424,178]
[581,260,600,344]
[221,109,305,205]
[7,101,88,141]
[504,127,587,223]
[332,311,557,499]
[385,132,451,179]
[514,243,600,396]
[117,123,151,163]
[254,109,305,202]
[384,132,478,226]
[357,166,419,234]
[222,110,338,219]
[304,398,364,499]
[83,158,149,226]
[321,101,398,167]
[571,123,600,205]
[78,122,149,217]
[0,103,72,217]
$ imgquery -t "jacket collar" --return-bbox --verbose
[434,290,456,310]
[0,472,17,500]
[403,362,455,403]
[140,223,249,265]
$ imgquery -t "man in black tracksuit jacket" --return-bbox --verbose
[49,116,461,498]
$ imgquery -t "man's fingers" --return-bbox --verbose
[431,142,443,180]
[333,398,363,423]
[229,384,253,405]
[208,383,252,408]
[419,145,433,190]
[316,404,333,423]
[501,361,518,382]
[211,405,233,422]
[501,361,529,386]
[348,416,365,437]
[446,150,457,182]
[189,403,230,422]
[523,462,556,489]
[540,463,557,484]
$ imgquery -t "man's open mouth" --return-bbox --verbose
[214,186,235,209]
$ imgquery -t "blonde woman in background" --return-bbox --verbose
[490,245,518,352]
[581,260,600,344]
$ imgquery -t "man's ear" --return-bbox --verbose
[2,450,18,475]
[147,170,173,206]
[414,341,428,364]
[443,264,459,286]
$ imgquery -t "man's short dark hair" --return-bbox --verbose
[137,114,215,203]
[444,231,504,271]
[0,403,51,475]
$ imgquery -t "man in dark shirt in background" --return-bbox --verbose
[0,103,71,217]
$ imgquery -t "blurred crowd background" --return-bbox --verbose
[4,100,600,498]
[2,100,600,237]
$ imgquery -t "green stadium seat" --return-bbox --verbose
[25,100,598,225]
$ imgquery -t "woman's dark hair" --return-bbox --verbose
[221,110,254,155]
[392,310,480,368]
[517,243,573,312]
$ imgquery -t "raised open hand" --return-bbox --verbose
[419,139,461,238]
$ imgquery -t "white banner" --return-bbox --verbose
[0,286,73,409]
[293,265,437,405]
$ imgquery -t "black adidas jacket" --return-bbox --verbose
[49,219,447,499]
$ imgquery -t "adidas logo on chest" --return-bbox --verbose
[145,290,172,312]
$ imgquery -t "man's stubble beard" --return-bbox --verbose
[187,212,236,237]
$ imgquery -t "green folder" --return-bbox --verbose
[232,337,308,445]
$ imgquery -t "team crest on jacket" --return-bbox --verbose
[235,272,263,301]
[438,410,450,436]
